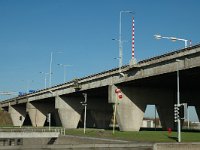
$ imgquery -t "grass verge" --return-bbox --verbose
[65,128,200,142]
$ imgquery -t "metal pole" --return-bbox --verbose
[48,113,51,131]
[82,93,87,134]
[84,103,87,134]
[113,102,117,134]
[44,74,47,89]
[184,40,187,48]
[119,11,122,72]
[177,60,181,142]
[187,108,190,129]
[26,80,29,93]
[155,105,156,131]
[64,65,66,82]
[49,52,53,87]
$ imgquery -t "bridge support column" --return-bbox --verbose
[27,102,45,127]
[109,85,146,131]
[90,110,111,128]
[27,101,53,127]
[195,106,200,121]
[183,90,200,122]
[156,104,174,130]
[55,96,82,129]
[88,97,112,129]
[9,104,26,126]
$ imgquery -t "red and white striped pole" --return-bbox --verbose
[132,17,135,59]
[129,17,137,66]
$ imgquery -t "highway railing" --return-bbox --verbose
[0,127,66,136]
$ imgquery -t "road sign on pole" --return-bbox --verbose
[81,93,87,134]
[115,88,123,99]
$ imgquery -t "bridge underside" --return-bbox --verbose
[124,66,200,106]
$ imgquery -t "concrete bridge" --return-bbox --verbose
[1,44,200,131]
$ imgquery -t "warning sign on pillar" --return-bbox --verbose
[115,88,123,99]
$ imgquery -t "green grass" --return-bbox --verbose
[64,128,200,142]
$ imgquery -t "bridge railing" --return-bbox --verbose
[0,127,66,135]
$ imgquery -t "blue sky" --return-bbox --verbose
[0,0,199,120]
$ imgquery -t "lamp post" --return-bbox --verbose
[49,51,62,87]
[155,105,157,131]
[40,72,49,89]
[176,59,181,142]
[154,34,188,48]
[155,35,183,142]
[49,52,53,87]
[57,64,72,82]
[187,108,190,129]
[118,10,132,72]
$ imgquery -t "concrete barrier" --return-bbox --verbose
[0,132,60,138]
[0,143,153,150]
[153,143,200,150]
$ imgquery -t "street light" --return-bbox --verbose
[57,64,72,82]
[176,59,181,142]
[39,72,49,89]
[154,34,188,48]
[118,10,132,73]
[49,51,62,87]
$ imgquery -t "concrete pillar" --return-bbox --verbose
[26,102,46,127]
[195,106,200,121]
[116,99,146,131]
[156,104,174,130]
[55,96,83,129]
[90,110,112,129]
[109,85,146,131]
[86,95,112,129]
[182,90,200,122]
[26,101,55,127]
[8,104,26,126]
